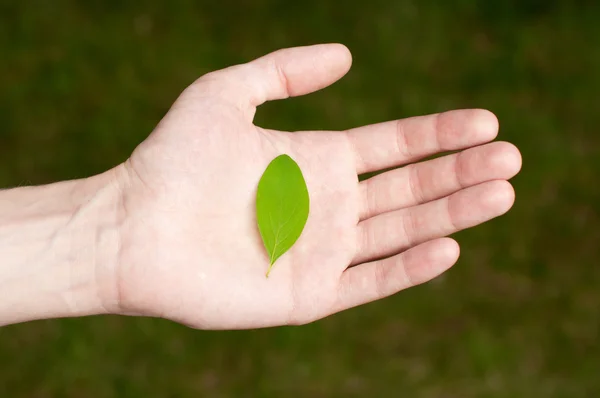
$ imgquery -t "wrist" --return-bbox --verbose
[0,167,125,326]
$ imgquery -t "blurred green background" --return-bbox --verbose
[1,0,599,397]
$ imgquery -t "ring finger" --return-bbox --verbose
[353,179,515,265]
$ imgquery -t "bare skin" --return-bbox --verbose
[0,44,522,329]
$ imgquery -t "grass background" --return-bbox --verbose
[1,0,599,396]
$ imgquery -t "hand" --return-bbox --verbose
[112,44,521,329]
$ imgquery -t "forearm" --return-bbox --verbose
[0,168,124,326]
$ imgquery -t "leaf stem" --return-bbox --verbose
[266,262,274,278]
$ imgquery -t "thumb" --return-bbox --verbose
[198,43,352,116]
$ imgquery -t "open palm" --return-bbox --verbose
[115,44,521,329]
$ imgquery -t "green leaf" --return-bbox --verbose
[256,154,310,277]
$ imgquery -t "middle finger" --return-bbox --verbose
[359,141,521,220]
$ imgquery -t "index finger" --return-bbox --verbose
[346,109,499,174]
